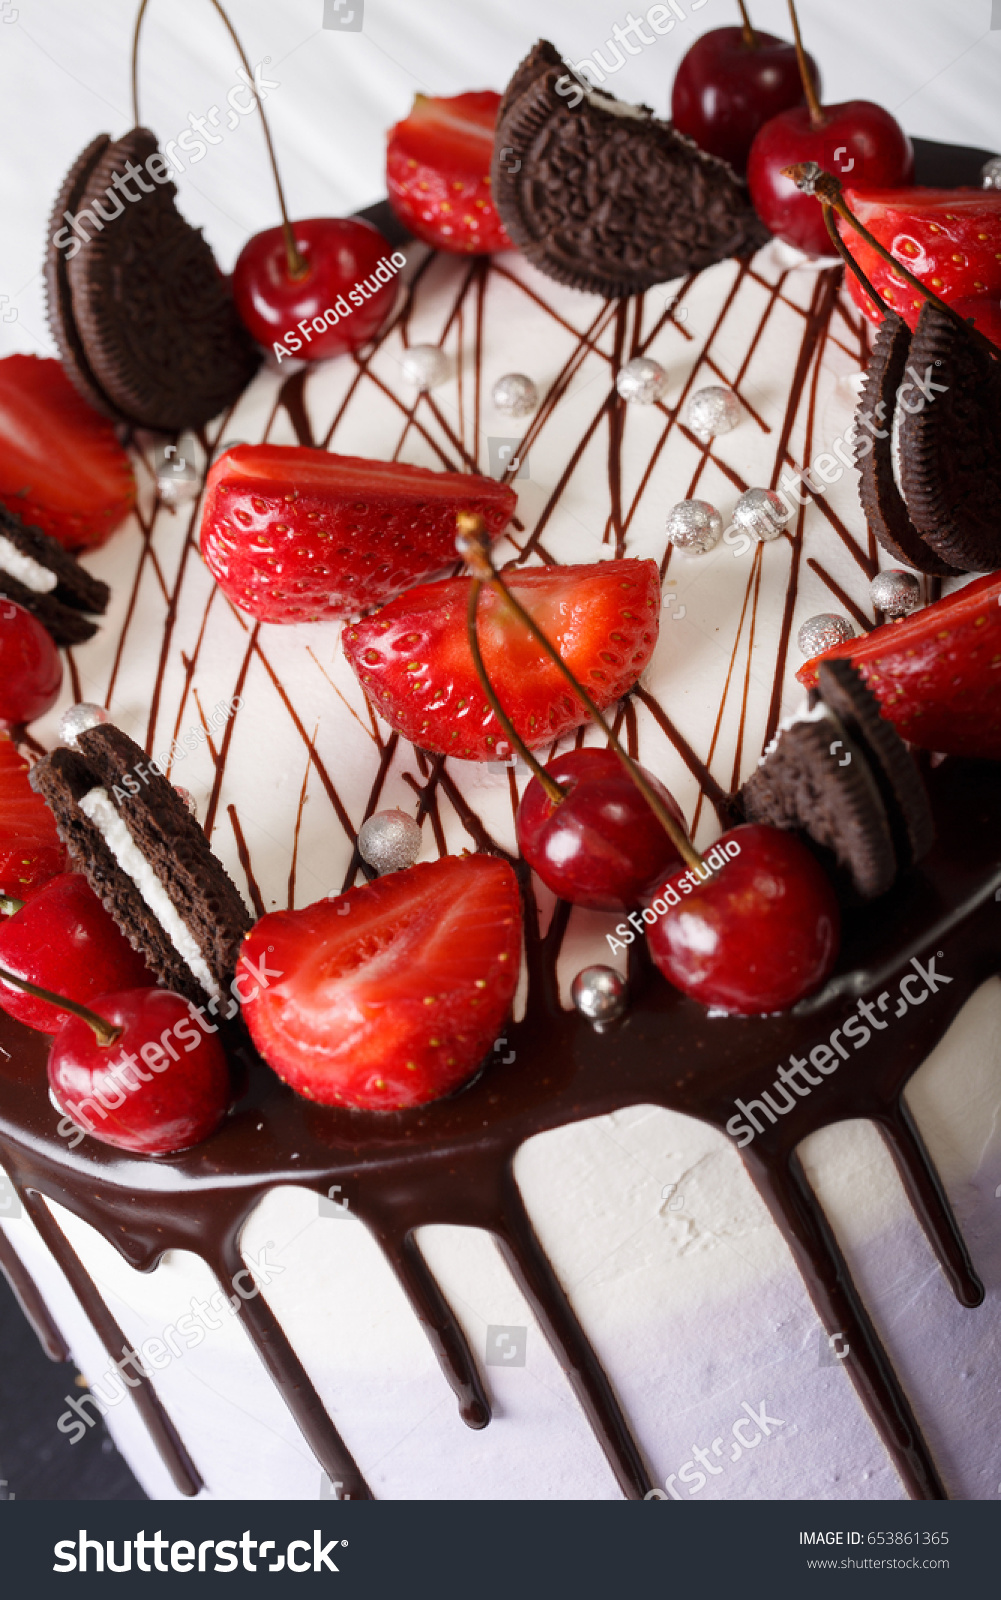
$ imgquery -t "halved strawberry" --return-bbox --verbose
[796,570,1001,759]
[343,559,661,760]
[839,187,1001,336]
[386,91,512,255]
[241,855,521,1111]
[0,733,66,902]
[0,355,135,550]
[200,445,516,623]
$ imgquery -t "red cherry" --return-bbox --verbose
[231,218,398,361]
[0,872,154,1033]
[747,102,913,256]
[0,599,62,728]
[646,824,840,1015]
[516,749,686,911]
[48,988,231,1156]
[671,26,820,177]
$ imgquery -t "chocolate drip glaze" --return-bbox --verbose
[0,1221,69,1363]
[2,153,997,1501]
[1,759,999,1503]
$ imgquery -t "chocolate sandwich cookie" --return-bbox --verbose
[898,300,1001,572]
[854,312,958,578]
[740,660,934,900]
[46,128,259,432]
[30,724,252,1007]
[0,504,109,647]
[490,40,770,299]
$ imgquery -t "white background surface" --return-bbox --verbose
[0,0,999,360]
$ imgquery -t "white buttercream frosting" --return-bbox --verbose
[78,785,219,1000]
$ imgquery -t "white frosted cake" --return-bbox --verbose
[1,232,999,1503]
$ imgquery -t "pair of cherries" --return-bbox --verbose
[515,750,838,1017]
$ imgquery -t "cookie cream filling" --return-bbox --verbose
[758,698,832,764]
[0,534,58,593]
[77,785,219,1000]
[890,398,905,501]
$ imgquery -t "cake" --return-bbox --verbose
[0,68,999,1503]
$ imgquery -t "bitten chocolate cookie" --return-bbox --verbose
[0,505,109,647]
[898,300,1001,572]
[46,128,260,432]
[31,723,252,1007]
[490,40,770,298]
[740,660,934,900]
[815,657,935,872]
[854,312,958,578]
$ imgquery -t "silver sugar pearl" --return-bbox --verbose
[400,344,449,390]
[687,385,742,438]
[155,444,200,506]
[797,613,856,657]
[666,498,723,555]
[174,785,197,816]
[572,965,627,1025]
[492,372,539,418]
[615,356,667,405]
[982,157,1001,190]
[733,487,790,542]
[357,809,422,875]
[869,568,922,618]
[58,702,109,748]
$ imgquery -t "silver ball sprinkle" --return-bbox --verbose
[869,568,922,618]
[666,498,723,555]
[492,372,539,418]
[58,702,109,748]
[797,613,856,657]
[571,965,627,1025]
[982,156,1001,190]
[155,444,200,506]
[400,344,449,390]
[687,385,742,438]
[357,809,422,875]
[615,356,667,405]
[733,487,790,542]
[174,785,197,816]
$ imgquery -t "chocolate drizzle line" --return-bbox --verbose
[0,1220,69,1362]
[1,234,994,1503]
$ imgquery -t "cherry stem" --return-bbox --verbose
[736,0,757,48]
[0,964,122,1048]
[786,0,824,128]
[131,0,307,280]
[783,163,1001,362]
[0,896,24,918]
[822,204,892,317]
[455,513,704,872]
[465,581,566,804]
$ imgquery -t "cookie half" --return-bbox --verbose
[741,707,897,899]
[854,312,958,578]
[44,133,118,420]
[0,505,109,646]
[898,301,1001,572]
[30,724,251,1007]
[740,661,934,900]
[815,657,935,871]
[490,40,769,298]
[47,128,260,431]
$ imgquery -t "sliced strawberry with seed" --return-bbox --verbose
[241,854,521,1111]
[0,355,135,550]
[199,444,517,623]
[387,91,512,255]
[342,559,661,760]
[0,733,66,901]
[839,187,1001,339]
[796,569,1001,759]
